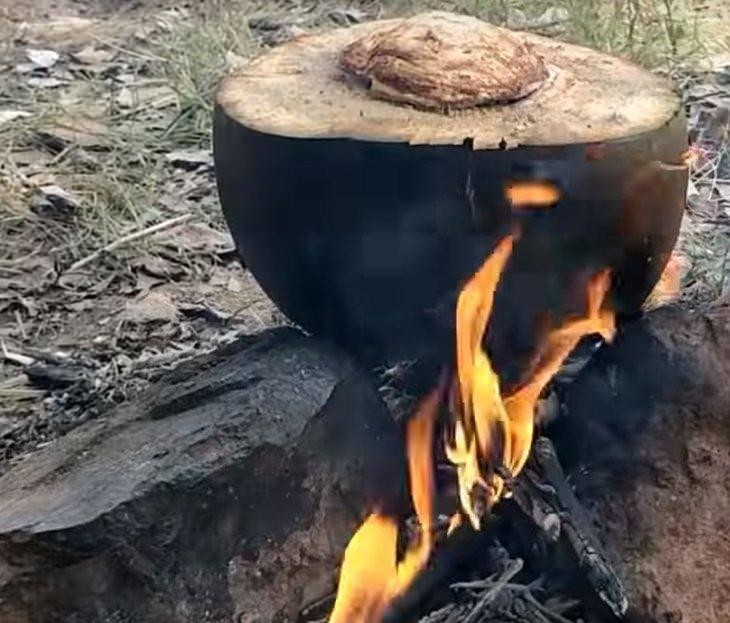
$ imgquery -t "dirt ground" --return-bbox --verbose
[0,1,728,472]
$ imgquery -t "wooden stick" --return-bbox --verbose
[462,558,524,623]
[512,436,628,618]
[65,214,194,274]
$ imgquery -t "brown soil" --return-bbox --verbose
[564,302,730,623]
[619,304,730,623]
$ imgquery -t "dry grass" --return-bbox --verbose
[387,0,708,64]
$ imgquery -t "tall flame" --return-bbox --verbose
[449,254,615,527]
[328,385,440,623]
[447,235,514,528]
[330,188,616,621]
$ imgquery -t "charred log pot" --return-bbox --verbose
[214,12,688,374]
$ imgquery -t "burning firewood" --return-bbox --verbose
[214,11,691,622]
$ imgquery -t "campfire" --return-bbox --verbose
[329,227,616,623]
[212,10,690,623]
[6,10,725,623]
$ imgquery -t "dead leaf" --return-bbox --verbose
[154,223,235,255]
[57,272,93,291]
[123,271,165,296]
[27,77,65,89]
[26,49,60,69]
[0,110,32,126]
[38,115,108,149]
[66,299,95,313]
[15,17,97,46]
[123,291,178,324]
[115,73,138,85]
[179,303,231,325]
[14,63,38,74]
[87,273,121,296]
[9,150,50,170]
[133,23,157,42]
[115,83,178,109]
[132,255,186,280]
[227,274,244,293]
[71,44,116,65]
[41,183,78,205]
[7,253,55,281]
[30,184,78,218]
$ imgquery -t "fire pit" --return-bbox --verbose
[214,10,688,372]
[212,11,692,623]
[4,11,725,623]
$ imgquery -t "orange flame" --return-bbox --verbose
[501,269,615,477]
[328,385,440,623]
[504,180,561,209]
[330,232,616,621]
[447,235,513,528]
[644,251,685,310]
[449,257,615,527]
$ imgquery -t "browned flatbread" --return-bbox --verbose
[339,12,549,110]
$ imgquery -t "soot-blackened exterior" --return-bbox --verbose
[214,109,687,380]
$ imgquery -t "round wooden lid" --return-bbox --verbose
[217,11,680,148]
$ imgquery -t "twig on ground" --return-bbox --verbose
[0,374,28,389]
[65,214,194,274]
[462,558,523,623]
[14,310,27,341]
[1,341,36,367]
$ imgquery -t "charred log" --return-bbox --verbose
[0,329,407,623]
[511,437,628,619]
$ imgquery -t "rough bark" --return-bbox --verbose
[0,328,407,623]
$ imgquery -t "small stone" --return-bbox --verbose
[0,110,31,126]
[26,48,60,69]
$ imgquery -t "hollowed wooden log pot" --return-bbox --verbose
[214,12,688,376]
